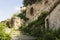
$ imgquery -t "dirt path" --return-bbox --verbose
[4,27,36,40]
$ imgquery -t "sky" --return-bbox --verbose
[0,0,23,21]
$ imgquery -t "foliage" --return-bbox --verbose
[23,0,42,6]
[36,29,60,40]
[17,13,29,21]
[0,22,11,40]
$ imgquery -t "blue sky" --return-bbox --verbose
[0,0,23,21]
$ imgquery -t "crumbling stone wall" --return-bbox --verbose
[6,16,24,29]
[23,0,60,31]
[13,16,24,29]
[25,0,60,24]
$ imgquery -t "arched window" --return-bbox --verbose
[30,7,34,15]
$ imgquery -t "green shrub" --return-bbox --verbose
[0,32,11,40]
[17,13,29,21]
[23,0,42,6]
[0,22,11,40]
[36,30,60,40]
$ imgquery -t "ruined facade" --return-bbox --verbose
[24,0,60,23]
[6,16,24,29]
[13,16,24,29]
[23,0,60,31]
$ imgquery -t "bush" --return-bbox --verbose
[17,13,29,21]
[36,30,60,40]
[23,0,42,6]
[0,22,11,40]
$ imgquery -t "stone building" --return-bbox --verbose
[23,0,60,31]
[6,16,24,29]
[23,0,60,24]
[13,16,24,29]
